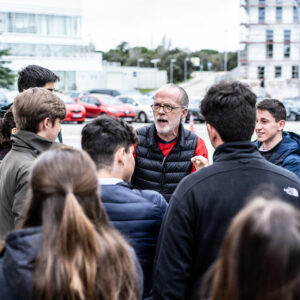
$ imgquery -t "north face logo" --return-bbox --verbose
[284,187,299,197]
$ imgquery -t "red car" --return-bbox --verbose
[76,93,136,122]
[55,93,86,123]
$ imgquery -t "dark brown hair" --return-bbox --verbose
[208,198,300,300]
[22,146,138,300]
[13,87,66,133]
[257,99,286,121]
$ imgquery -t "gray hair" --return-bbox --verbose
[155,84,189,107]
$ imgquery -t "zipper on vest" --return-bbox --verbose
[162,156,166,166]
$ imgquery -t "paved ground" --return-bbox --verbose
[61,120,300,163]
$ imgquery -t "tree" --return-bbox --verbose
[0,49,15,89]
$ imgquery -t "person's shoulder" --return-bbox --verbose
[136,124,154,136]
[138,188,167,206]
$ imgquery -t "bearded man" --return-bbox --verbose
[131,84,208,201]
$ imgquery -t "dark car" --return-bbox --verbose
[282,97,300,121]
[185,98,205,123]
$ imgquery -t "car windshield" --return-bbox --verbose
[98,95,123,105]
[55,93,76,104]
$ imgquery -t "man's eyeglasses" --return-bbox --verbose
[151,103,181,113]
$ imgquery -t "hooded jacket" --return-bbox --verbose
[153,141,300,300]
[0,130,54,239]
[0,227,144,299]
[255,131,300,178]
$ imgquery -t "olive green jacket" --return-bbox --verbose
[0,130,54,239]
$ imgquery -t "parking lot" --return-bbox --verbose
[61,120,300,163]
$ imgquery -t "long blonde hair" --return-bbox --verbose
[22,146,138,300]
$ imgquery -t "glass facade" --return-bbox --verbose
[0,43,94,57]
[0,12,81,37]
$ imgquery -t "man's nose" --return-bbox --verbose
[255,121,261,130]
[158,106,165,113]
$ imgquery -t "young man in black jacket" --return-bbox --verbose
[152,81,300,300]
[81,116,167,299]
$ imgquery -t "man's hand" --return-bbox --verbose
[191,155,209,171]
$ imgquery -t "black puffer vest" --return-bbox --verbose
[132,124,198,202]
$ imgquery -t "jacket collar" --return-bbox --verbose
[255,131,300,164]
[146,123,186,151]
[11,130,54,156]
[213,141,262,163]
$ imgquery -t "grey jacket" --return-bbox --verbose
[0,130,54,239]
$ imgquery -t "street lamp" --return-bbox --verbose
[184,57,190,81]
[150,58,160,68]
[170,58,176,83]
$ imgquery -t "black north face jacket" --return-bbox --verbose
[152,141,300,300]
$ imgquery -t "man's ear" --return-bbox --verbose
[115,147,126,166]
[39,117,51,131]
[181,107,188,120]
[278,119,285,131]
[207,123,224,148]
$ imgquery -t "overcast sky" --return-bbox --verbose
[82,0,241,52]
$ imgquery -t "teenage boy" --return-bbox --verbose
[255,99,300,178]
[0,88,66,239]
[81,115,167,299]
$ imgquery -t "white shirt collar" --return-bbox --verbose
[98,178,124,185]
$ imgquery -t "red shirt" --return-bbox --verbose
[133,136,208,173]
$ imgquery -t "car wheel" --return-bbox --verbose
[287,112,297,121]
[77,121,84,124]
[138,112,148,123]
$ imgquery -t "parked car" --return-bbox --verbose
[55,93,86,123]
[185,97,205,123]
[66,91,87,100]
[88,88,142,97]
[117,95,154,123]
[282,97,300,121]
[76,94,136,122]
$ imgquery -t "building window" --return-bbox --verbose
[266,30,273,58]
[259,7,265,23]
[275,66,282,78]
[294,6,299,22]
[284,30,291,58]
[292,66,299,78]
[259,0,265,4]
[258,66,265,79]
[276,7,282,22]
[0,12,80,37]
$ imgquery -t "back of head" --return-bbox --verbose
[1,109,16,141]
[13,87,66,133]
[257,99,286,121]
[210,198,300,300]
[17,65,59,92]
[81,115,138,170]
[23,146,137,300]
[201,81,257,142]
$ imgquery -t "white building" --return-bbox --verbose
[0,0,167,91]
[239,0,300,96]
[0,0,103,91]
